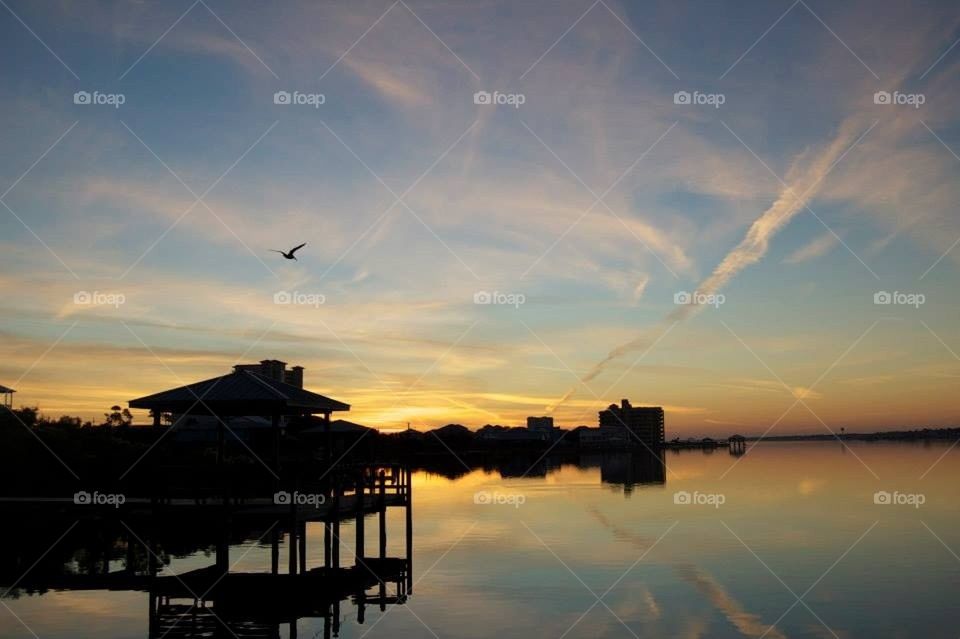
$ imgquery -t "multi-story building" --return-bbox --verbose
[598,399,664,447]
[526,416,555,433]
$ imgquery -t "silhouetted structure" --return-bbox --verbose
[597,450,666,494]
[729,434,747,455]
[0,463,413,639]
[0,384,14,409]
[527,416,555,432]
[129,360,350,470]
[598,399,665,447]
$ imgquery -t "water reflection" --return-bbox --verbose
[0,452,665,638]
[3,445,959,638]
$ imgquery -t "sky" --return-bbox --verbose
[2,0,960,436]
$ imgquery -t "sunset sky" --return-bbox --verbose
[2,0,959,435]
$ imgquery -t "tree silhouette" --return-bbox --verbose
[103,405,133,428]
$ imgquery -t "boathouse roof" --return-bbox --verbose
[129,369,350,416]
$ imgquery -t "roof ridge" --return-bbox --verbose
[242,369,292,400]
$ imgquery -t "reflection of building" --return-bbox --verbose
[599,451,667,494]
[599,399,664,447]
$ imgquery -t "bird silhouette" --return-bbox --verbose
[270,243,307,260]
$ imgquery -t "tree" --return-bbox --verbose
[103,405,133,428]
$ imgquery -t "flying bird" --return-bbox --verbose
[270,243,306,260]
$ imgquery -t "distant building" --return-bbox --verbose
[526,416,555,433]
[598,399,664,447]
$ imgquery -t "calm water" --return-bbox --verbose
[3,441,960,638]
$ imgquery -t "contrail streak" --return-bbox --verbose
[552,118,867,408]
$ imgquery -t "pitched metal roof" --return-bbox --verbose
[128,370,349,415]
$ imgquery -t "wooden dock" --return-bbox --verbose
[0,464,415,639]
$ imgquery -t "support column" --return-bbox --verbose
[324,412,331,463]
[324,521,331,569]
[355,470,365,565]
[271,526,279,574]
[299,522,307,574]
[288,500,298,575]
[405,465,413,592]
[379,470,387,559]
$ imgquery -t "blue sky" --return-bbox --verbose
[2,0,960,434]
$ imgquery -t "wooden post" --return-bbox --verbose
[148,591,157,637]
[148,531,159,577]
[379,469,387,559]
[324,521,331,569]
[126,532,136,574]
[332,599,341,637]
[332,485,340,569]
[289,501,298,575]
[299,522,306,574]
[324,412,331,463]
[271,526,279,574]
[405,465,412,592]
[355,469,365,565]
